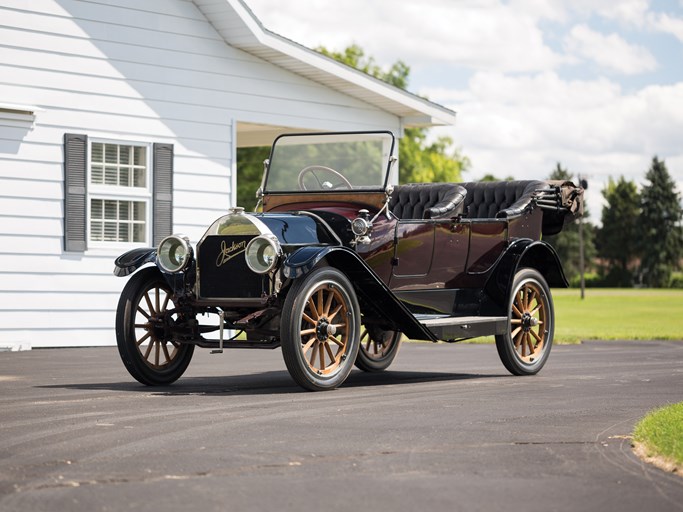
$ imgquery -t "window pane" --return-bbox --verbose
[119,167,130,187]
[104,200,117,220]
[119,202,130,220]
[91,164,104,185]
[104,166,118,185]
[91,199,103,219]
[134,146,146,166]
[103,221,117,241]
[91,142,147,190]
[89,199,147,243]
[91,220,103,241]
[118,223,129,242]
[105,144,118,164]
[133,223,145,243]
[134,168,146,188]
[133,202,146,220]
[120,146,131,165]
[91,143,103,163]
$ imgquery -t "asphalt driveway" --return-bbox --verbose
[1,340,682,511]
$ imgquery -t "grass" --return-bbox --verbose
[633,402,683,473]
[460,288,683,344]
[552,288,683,343]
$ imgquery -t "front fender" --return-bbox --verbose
[485,239,568,308]
[283,246,436,341]
[113,247,156,277]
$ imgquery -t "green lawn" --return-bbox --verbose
[553,288,683,343]
[633,402,683,472]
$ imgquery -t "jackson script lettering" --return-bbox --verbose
[216,240,247,267]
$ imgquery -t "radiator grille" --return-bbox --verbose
[197,235,264,300]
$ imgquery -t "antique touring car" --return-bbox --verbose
[114,131,583,391]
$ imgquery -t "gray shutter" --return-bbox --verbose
[153,143,173,245]
[64,133,87,252]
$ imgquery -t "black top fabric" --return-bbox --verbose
[389,183,467,220]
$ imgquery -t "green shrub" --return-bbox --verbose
[670,272,683,289]
[568,272,609,288]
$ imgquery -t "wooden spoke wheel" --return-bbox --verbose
[281,267,360,391]
[355,327,402,372]
[116,267,194,386]
[495,268,554,376]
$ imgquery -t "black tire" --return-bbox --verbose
[495,268,554,376]
[115,266,194,386]
[281,267,361,391]
[355,328,401,372]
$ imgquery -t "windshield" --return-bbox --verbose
[264,132,395,193]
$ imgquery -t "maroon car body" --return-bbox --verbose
[114,131,583,391]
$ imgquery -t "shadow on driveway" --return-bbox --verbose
[36,368,507,397]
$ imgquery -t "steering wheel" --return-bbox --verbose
[297,165,353,191]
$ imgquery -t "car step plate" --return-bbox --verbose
[417,315,508,340]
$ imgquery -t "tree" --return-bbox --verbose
[235,146,269,210]
[638,157,683,287]
[543,163,596,284]
[478,173,513,182]
[317,44,469,184]
[595,176,640,286]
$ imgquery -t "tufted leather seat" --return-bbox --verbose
[389,183,467,220]
[458,180,546,219]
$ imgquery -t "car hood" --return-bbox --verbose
[201,209,339,247]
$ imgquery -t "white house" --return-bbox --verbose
[0,0,455,350]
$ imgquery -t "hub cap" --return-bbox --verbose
[510,281,547,363]
[134,286,182,369]
[299,283,350,375]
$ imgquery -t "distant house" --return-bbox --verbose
[0,0,455,350]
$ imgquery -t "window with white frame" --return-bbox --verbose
[88,141,151,245]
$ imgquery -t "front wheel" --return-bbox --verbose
[115,266,194,385]
[495,268,554,376]
[281,267,361,391]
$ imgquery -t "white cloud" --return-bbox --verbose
[508,0,653,26]
[425,73,683,223]
[564,24,658,74]
[648,12,683,43]
[247,0,564,73]
[594,0,650,27]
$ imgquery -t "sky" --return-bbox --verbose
[245,0,683,224]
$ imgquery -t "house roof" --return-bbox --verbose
[193,0,457,129]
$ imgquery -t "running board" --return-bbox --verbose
[417,315,508,341]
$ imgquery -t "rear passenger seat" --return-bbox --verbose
[388,180,547,221]
[457,180,547,219]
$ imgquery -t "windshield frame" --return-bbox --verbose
[262,131,396,195]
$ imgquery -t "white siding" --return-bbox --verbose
[0,0,400,349]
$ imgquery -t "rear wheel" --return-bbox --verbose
[495,268,554,375]
[115,267,194,385]
[281,267,360,391]
[355,327,401,372]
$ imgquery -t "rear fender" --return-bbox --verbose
[485,239,568,308]
[283,246,436,341]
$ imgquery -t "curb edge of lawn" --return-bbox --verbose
[632,441,682,477]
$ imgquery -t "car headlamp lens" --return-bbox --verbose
[351,217,371,236]
[157,235,191,273]
[245,235,281,274]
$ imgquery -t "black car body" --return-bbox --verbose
[114,131,583,390]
